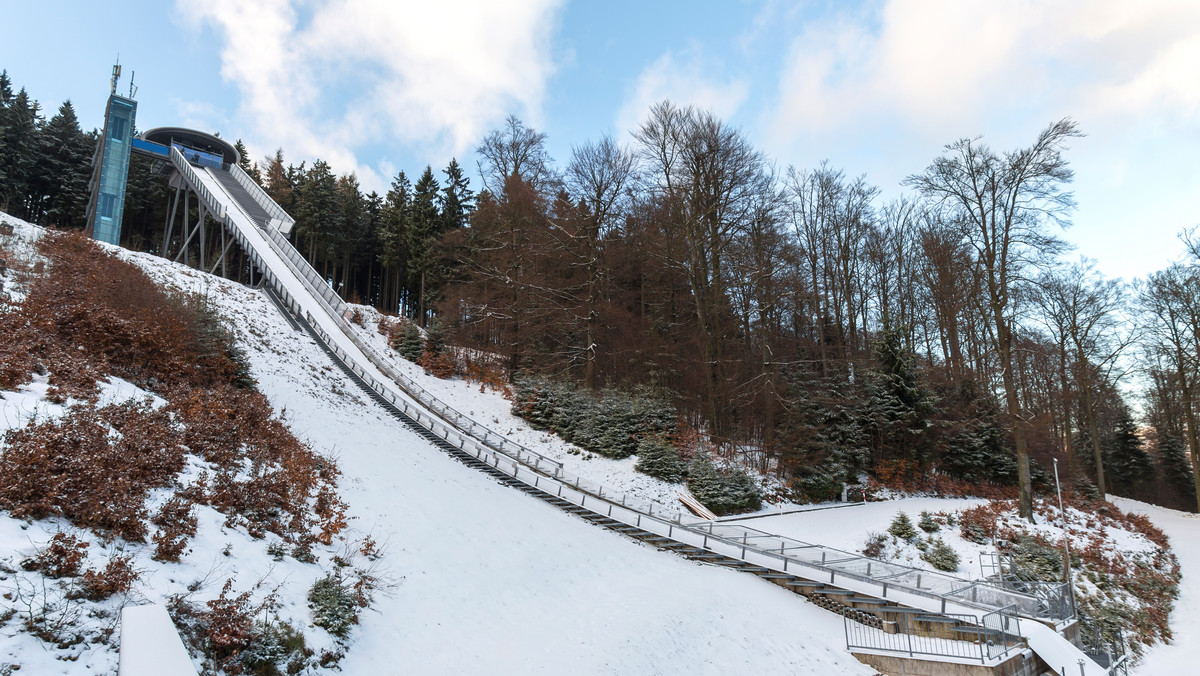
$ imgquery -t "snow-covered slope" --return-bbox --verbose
[1113,497,1200,676]
[4,217,879,674]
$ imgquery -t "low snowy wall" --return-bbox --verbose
[118,604,198,676]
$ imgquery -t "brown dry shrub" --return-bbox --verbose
[79,555,138,600]
[169,384,345,544]
[22,532,89,578]
[203,580,259,674]
[460,350,509,395]
[867,460,1017,502]
[151,496,198,562]
[417,350,455,379]
[0,400,185,541]
[1,231,241,397]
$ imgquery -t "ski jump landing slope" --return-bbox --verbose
[166,147,1105,676]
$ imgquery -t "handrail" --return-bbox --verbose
[226,163,295,231]
[246,216,573,475]
[168,147,227,222]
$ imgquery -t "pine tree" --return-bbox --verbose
[440,158,474,230]
[867,326,937,463]
[34,100,92,228]
[262,149,294,212]
[0,88,42,217]
[234,139,262,184]
[1106,409,1152,498]
[888,511,918,541]
[686,453,763,515]
[392,320,423,362]
[294,160,341,271]
[378,171,411,315]
[1157,434,1196,508]
[406,166,441,326]
[423,317,446,356]
[634,436,687,483]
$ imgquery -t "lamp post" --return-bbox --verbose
[1053,457,1076,616]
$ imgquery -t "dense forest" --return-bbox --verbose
[3,68,1199,516]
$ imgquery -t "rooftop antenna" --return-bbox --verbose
[110,58,121,95]
[128,71,137,99]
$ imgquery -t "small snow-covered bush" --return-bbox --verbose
[686,454,763,516]
[633,436,687,483]
[78,555,138,600]
[511,376,676,459]
[918,510,939,533]
[308,574,359,638]
[921,537,959,572]
[887,512,918,541]
[862,532,887,559]
[240,619,313,676]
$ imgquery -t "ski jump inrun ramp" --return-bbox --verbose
[165,146,1106,676]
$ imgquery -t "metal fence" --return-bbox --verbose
[844,605,1023,664]
[979,552,1075,620]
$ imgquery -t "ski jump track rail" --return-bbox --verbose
[166,147,1106,675]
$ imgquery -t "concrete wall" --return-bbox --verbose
[852,649,1046,676]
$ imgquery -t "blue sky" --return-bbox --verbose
[2,0,1197,281]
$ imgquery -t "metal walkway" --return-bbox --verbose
[164,146,1106,675]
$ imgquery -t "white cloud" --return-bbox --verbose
[176,0,563,191]
[615,46,750,136]
[768,0,1200,144]
[763,0,1200,282]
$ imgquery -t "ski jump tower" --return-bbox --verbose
[85,63,294,279]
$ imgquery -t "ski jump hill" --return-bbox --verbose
[111,131,1109,676]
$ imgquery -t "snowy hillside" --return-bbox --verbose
[3,211,1198,675]
[0,213,878,674]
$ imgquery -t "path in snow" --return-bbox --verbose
[1112,497,1200,676]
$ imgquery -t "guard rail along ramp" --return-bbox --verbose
[165,147,1107,675]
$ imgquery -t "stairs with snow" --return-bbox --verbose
[164,147,1110,676]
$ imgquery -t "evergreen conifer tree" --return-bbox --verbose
[423,317,447,356]
[379,171,412,315]
[234,139,261,183]
[634,436,687,483]
[295,160,341,267]
[1157,434,1196,508]
[407,166,441,326]
[686,453,763,515]
[1106,410,1152,497]
[393,320,424,362]
[34,100,91,228]
[440,158,474,230]
[0,88,42,216]
[888,511,918,541]
[262,149,294,212]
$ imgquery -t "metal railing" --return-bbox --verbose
[226,163,295,232]
[979,552,1075,620]
[169,147,227,222]
[844,604,1022,664]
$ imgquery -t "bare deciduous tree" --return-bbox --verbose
[906,118,1082,520]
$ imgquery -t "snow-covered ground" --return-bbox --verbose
[0,215,878,674]
[1113,497,1200,675]
[3,212,1193,674]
